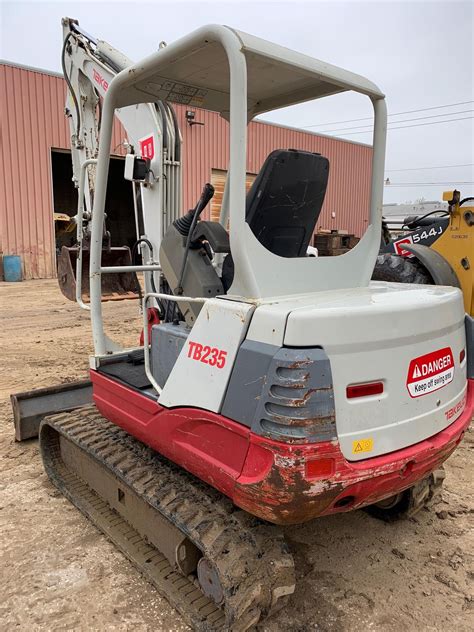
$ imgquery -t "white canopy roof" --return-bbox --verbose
[110,25,384,116]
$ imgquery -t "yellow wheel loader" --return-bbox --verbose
[374,190,474,317]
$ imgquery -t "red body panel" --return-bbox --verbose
[92,372,250,497]
[92,370,473,525]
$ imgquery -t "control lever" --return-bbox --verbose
[173,183,215,237]
[174,183,215,295]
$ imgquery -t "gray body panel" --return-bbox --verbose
[222,342,336,442]
[151,322,190,388]
[221,340,279,427]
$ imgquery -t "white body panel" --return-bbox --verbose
[247,283,467,460]
[159,298,255,411]
[89,24,388,355]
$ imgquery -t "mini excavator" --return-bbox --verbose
[11,19,473,631]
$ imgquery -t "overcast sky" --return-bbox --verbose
[1,0,473,203]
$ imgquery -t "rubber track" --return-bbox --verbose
[39,406,295,631]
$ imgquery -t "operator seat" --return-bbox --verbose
[222,148,330,291]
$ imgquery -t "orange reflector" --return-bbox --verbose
[460,349,466,364]
[305,458,335,479]
[346,381,384,399]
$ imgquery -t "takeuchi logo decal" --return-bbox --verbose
[406,347,454,398]
[92,68,109,92]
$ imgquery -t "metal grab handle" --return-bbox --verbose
[100,264,161,273]
[142,292,207,396]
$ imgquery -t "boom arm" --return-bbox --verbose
[61,17,182,261]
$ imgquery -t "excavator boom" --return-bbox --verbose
[58,18,182,304]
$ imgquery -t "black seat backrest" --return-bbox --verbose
[246,149,329,257]
[221,149,329,291]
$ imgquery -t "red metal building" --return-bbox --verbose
[0,61,373,280]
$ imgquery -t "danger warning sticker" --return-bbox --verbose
[406,347,454,398]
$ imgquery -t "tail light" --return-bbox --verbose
[460,349,466,364]
[346,381,384,399]
[305,457,335,479]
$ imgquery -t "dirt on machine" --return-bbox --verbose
[10,17,474,631]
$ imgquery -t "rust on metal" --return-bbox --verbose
[235,452,343,525]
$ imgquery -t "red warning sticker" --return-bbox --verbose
[406,347,454,398]
[139,135,155,160]
[394,236,414,257]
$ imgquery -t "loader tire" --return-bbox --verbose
[364,467,446,522]
[372,253,433,285]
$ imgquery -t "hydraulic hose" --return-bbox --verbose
[156,101,169,155]
[403,209,449,230]
[61,32,81,143]
[166,102,181,162]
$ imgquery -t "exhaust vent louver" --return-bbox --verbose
[256,348,336,443]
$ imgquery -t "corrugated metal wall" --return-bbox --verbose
[0,63,126,279]
[0,62,372,279]
[177,105,372,232]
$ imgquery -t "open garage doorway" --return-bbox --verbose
[50,149,137,262]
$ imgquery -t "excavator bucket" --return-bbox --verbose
[57,246,139,302]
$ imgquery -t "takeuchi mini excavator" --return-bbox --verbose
[16,19,474,631]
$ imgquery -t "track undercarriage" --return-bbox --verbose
[40,406,295,631]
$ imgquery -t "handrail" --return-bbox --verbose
[142,292,207,395]
[100,264,161,273]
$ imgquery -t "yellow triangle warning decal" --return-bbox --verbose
[352,438,374,454]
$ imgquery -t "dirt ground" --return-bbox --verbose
[0,279,472,631]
